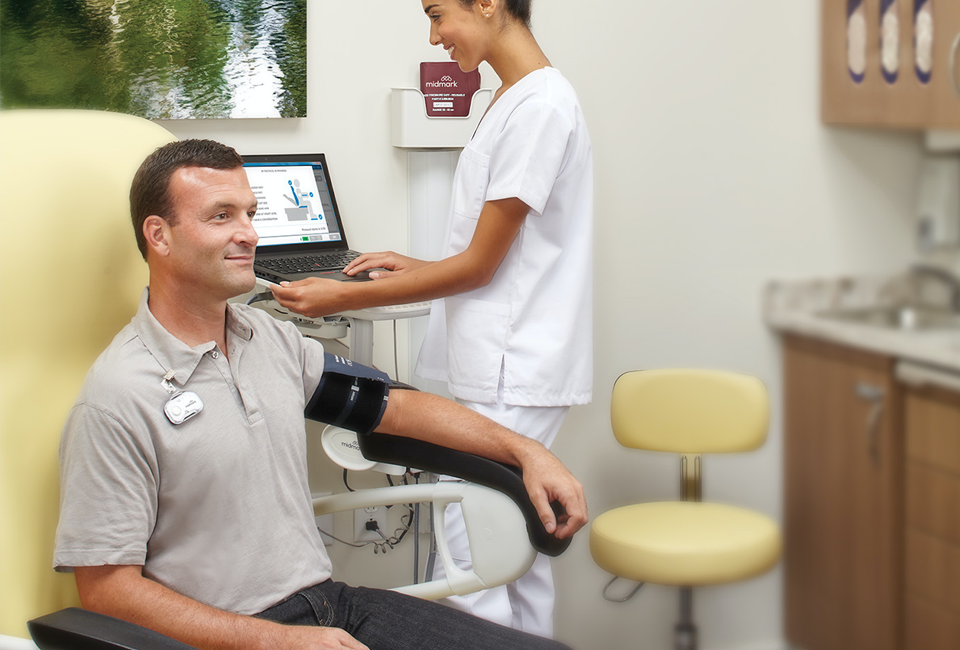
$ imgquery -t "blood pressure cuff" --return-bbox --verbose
[304,353,394,435]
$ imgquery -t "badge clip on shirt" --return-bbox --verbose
[161,370,204,425]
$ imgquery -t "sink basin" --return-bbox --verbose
[816,306,960,331]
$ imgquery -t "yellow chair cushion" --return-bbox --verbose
[0,109,176,637]
[590,501,781,586]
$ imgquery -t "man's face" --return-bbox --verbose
[164,166,259,300]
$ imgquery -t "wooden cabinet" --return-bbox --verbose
[784,334,960,650]
[822,0,960,129]
[783,335,903,650]
[903,385,960,650]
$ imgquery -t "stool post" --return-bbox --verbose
[675,586,697,650]
[680,455,703,503]
[677,457,701,649]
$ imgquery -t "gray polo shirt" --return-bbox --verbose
[55,289,332,615]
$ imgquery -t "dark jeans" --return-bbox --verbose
[256,580,572,650]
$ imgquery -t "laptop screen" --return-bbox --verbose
[241,153,350,253]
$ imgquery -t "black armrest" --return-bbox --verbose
[357,432,573,557]
[28,608,197,650]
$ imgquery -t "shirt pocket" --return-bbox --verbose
[444,296,509,400]
[452,145,490,220]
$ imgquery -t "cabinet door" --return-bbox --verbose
[822,0,960,129]
[927,0,960,127]
[904,386,960,650]
[784,336,902,650]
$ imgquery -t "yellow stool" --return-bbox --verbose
[590,369,781,650]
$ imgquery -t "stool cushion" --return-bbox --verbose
[590,501,781,586]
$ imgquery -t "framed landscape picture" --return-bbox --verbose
[0,0,307,119]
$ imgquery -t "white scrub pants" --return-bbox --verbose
[434,398,569,639]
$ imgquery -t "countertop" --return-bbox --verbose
[764,275,960,378]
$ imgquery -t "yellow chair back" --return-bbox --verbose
[610,369,769,454]
[0,109,176,638]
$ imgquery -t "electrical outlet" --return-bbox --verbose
[354,506,387,543]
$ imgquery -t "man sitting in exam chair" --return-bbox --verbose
[53,139,586,650]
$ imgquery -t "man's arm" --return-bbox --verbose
[373,390,588,539]
[74,566,367,650]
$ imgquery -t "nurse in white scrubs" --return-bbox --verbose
[270,0,592,638]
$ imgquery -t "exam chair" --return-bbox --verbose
[589,369,781,650]
[0,109,178,647]
[0,109,570,650]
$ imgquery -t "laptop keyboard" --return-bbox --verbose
[257,251,360,274]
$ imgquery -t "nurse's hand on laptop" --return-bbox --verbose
[343,251,429,279]
[269,278,349,318]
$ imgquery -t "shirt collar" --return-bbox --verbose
[225,300,254,348]
[132,288,255,388]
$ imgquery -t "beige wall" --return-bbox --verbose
[161,2,928,649]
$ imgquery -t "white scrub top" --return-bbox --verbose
[416,67,593,407]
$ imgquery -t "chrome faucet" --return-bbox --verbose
[911,264,960,312]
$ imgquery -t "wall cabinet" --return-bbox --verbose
[822,0,960,129]
[783,335,902,650]
[784,334,960,650]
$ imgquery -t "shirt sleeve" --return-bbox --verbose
[236,304,327,405]
[485,95,575,216]
[54,403,159,571]
[294,323,326,401]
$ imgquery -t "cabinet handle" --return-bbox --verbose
[952,31,960,99]
[854,382,884,465]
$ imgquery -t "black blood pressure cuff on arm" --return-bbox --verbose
[305,353,410,435]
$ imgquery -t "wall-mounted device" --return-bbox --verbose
[917,155,960,251]
[391,61,492,148]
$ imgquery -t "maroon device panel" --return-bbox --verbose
[420,62,481,117]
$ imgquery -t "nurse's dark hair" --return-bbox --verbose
[129,139,244,260]
[460,0,531,28]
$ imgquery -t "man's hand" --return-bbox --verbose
[274,625,368,650]
[513,438,588,539]
[343,251,428,279]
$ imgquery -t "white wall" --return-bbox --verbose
[161,2,926,649]
[535,2,921,649]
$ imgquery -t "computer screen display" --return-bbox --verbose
[242,154,346,250]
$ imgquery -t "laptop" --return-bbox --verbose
[242,153,371,283]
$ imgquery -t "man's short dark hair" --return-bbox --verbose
[130,139,245,259]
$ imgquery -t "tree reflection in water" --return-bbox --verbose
[0,0,307,118]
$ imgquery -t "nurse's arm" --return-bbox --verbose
[269,197,528,318]
[374,389,588,539]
